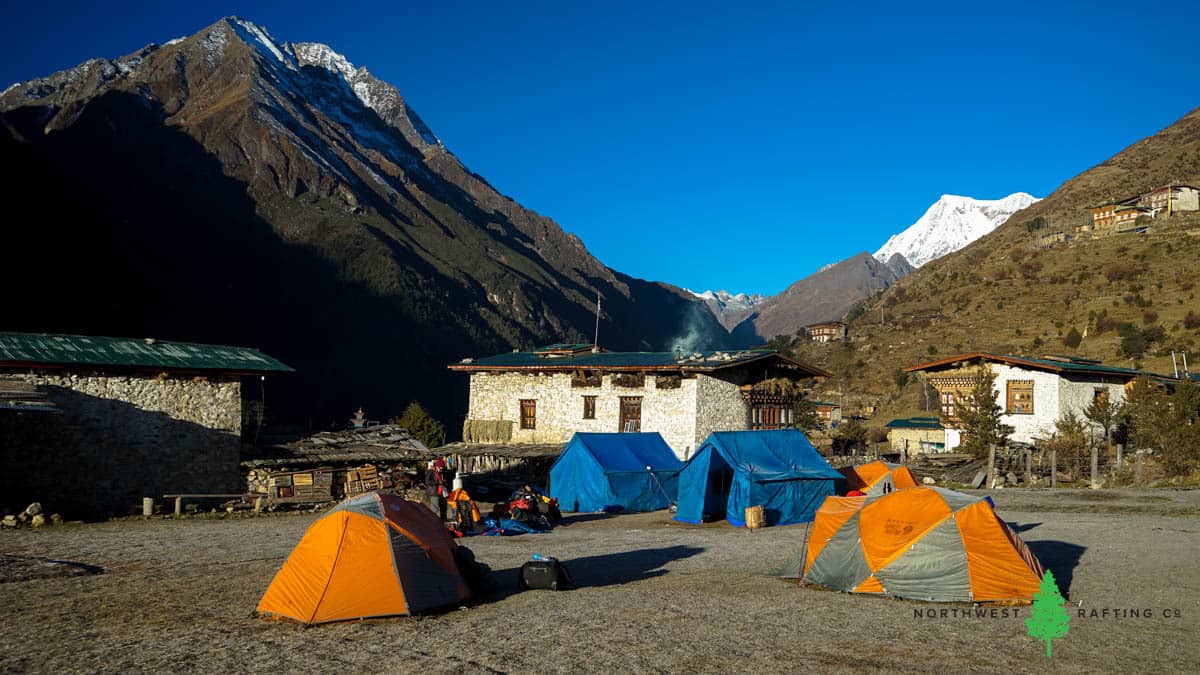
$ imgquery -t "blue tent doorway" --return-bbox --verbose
[673,430,842,527]
[549,433,682,513]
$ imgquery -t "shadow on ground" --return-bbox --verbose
[487,545,704,601]
[0,554,105,583]
[1026,540,1087,598]
[557,512,624,526]
[1007,521,1042,533]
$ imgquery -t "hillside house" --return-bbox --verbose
[806,321,848,343]
[812,401,843,429]
[904,353,1143,450]
[1139,184,1200,214]
[0,332,293,515]
[447,344,830,459]
[884,417,946,457]
[1089,184,1200,235]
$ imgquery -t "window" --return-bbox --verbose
[751,403,794,430]
[1007,381,1034,414]
[520,399,537,429]
[940,391,956,419]
[1093,388,1108,405]
[582,395,596,419]
[619,396,642,432]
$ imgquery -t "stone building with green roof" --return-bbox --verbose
[0,332,292,516]
[448,344,829,459]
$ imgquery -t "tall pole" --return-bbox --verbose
[593,292,601,351]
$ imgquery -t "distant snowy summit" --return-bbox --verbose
[688,289,764,331]
[874,192,1039,268]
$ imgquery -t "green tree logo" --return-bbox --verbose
[1025,570,1070,658]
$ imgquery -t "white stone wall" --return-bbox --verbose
[1058,376,1128,439]
[692,375,748,458]
[466,371,702,457]
[990,364,1062,444]
[949,364,1132,445]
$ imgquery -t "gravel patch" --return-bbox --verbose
[1,489,1197,673]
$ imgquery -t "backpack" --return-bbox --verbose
[517,558,574,591]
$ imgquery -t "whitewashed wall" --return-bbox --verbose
[467,372,702,457]
[955,364,1134,445]
[990,364,1062,444]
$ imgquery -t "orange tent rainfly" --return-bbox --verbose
[256,492,470,624]
[838,460,919,496]
[801,486,1045,603]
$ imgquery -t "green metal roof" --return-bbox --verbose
[0,332,294,374]
[532,343,594,353]
[885,417,944,429]
[449,348,831,377]
[906,352,1147,378]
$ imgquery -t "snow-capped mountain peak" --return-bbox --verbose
[874,192,1039,267]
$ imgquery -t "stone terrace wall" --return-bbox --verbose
[0,371,241,516]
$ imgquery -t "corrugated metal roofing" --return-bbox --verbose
[0,332,294,374]
[450,348,830,376]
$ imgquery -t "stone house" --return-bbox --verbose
[904,353,1143,450]
[884,417,946,457]
[806,321,848,343]
[447,344,830,459]
[0,332,292,516]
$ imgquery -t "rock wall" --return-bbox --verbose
[0,371,242,516]
[467,371,704,458]
[692,375,748,458]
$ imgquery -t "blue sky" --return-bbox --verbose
[5,1,1199,295]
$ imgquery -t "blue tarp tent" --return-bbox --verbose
[550,433,682,513]
[673,430,842,527]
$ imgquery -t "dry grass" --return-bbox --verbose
[1,489,1198,673]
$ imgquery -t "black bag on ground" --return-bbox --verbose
[517,559,574,591]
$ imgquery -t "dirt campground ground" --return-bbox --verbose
[1,488,1198,674]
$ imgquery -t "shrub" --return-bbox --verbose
[1104,264,1142,282]
[1063,326,1083,348]
[1185,311,1200,330]
[1142,311,1158,325]
[392,401,446,449]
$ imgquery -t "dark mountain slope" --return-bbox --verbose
[0,18,728,431]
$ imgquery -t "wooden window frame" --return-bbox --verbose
[1006,381,1034,415]
[619,396,642,432]
[582,395,597,420]
[751,403,795,430]
[519,399,537,430]
[940,391,956,419]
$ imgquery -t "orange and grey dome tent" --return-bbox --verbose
[838,460,918,496]
[798,486,1045,603]
[257,492,470,624]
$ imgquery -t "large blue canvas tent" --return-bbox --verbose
[550,433,682,513]
[673,430,842,527]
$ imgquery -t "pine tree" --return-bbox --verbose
[954,368,1014,459]
[391,401,446,449]
[1025,569,1070,658]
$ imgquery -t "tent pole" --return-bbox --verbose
[798,520,811,586]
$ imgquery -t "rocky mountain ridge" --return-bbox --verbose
[0,17,730,429]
